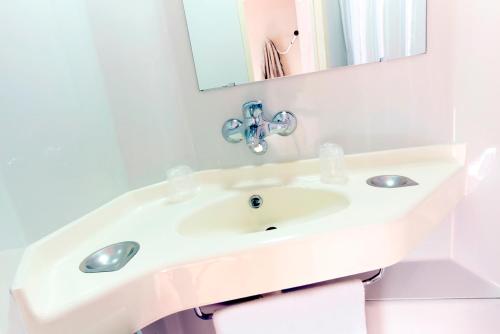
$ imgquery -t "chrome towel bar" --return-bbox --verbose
[193,268,385,320]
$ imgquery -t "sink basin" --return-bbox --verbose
[11,145,466,334]
[178,187,350,237]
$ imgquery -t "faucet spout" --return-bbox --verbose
[248,139,269,155]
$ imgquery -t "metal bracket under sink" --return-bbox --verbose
[193,268,385,320]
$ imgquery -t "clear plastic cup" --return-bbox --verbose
[165,165,200,203]
[320,143,348,184]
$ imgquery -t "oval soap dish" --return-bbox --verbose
[79,241,140,274]
[367,175,418,188]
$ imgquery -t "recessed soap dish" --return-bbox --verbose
[367,175,418,188]
[79,241,140,274]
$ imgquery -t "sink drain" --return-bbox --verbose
[265,226,277,231]
[249,195,263,209]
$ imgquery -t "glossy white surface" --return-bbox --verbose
[366,260,500,300]
[2,1,499,333]
[452,0,500,286]
[178,187,350,237]
[365,299,500,334]
[0,0,128,245]
[12,145,466,334]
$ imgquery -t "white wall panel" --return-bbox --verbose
[452,0,500,285]
[0,0,128,243]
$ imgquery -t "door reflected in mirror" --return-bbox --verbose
[182,0,427,91]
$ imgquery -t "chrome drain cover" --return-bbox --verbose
[249,195,263,209]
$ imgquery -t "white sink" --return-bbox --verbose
[178,187,350,237]
[11,145,466,334]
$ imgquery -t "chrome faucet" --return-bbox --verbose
[222,101,297,155]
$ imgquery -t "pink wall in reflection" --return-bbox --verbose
[242,0,302,80]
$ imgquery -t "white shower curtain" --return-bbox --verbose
[384,0,426,59]
[403,0,425,56]
[338,0,426,64]
[339,0,385,65]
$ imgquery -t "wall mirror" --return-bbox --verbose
[182,0,427,91]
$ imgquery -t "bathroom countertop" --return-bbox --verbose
[11,145,467,334]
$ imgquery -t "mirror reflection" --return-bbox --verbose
[183,0,427,91]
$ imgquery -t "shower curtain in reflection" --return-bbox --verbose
[339,0,384,65]
[339,0,420,65]
[401,0,423,57]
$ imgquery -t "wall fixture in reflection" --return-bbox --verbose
[182,0,427,91]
